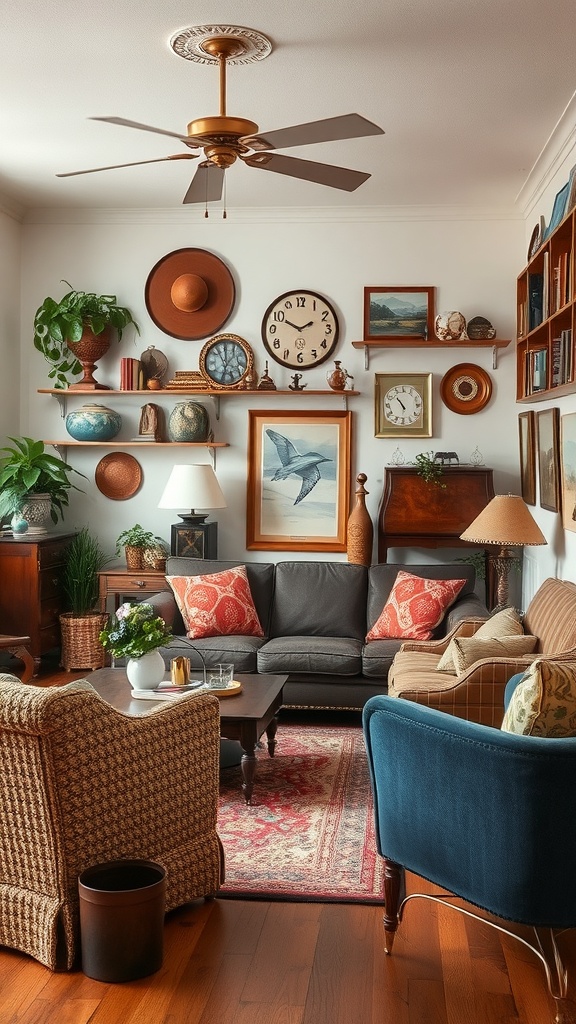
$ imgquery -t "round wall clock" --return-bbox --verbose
[440,363,493,415]
[198,334,254,389]
[261,290,339,369]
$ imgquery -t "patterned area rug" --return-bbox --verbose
[217,723,385,903]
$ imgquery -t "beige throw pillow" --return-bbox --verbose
[436,607,524,672]
[436,634,537,675]
[501,659,576,737]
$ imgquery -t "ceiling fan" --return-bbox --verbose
[57,27,384,205]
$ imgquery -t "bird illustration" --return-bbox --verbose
[265,428,332,505]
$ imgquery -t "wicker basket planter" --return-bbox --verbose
[124,545,144,570]
[59,612,109,671]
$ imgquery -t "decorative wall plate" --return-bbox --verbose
[440,363,493,415]
[95,453,143,500]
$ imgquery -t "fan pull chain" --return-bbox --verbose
[223,174,227,219]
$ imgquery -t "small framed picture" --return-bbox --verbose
[518,410,536,506]
[545,182,570,239]
[375,372,433,438]
[363,286,435,341]
[560,412,576,533]
[536,407,561,513]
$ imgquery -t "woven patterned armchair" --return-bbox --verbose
[0,673,223,971]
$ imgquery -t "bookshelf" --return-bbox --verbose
[517,207,575,400]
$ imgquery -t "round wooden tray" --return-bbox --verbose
[95,453,143,499]
[205,680,243,698]
[440,363,493,415]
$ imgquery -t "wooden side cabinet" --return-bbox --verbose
[98,566,170,613]
[0,533,76,673]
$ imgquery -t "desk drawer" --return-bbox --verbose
[103,573,169,596]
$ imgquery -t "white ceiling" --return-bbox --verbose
[1,0,575,214]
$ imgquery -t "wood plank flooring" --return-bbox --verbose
[1,656,576,1024]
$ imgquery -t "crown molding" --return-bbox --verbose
[0,191,25,222]
[515,90,576,217]
[23,203,522,227]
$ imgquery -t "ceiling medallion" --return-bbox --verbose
[169,25,273,65]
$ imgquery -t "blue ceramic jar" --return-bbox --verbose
[65,404,122,442]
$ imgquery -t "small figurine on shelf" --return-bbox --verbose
[257,361,277,391]
[137,403,164,442]
[288,373,307,391]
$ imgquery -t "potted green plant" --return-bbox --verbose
[33,280,140,389]
[0,436,85,532]
[99,602,173,690]
[115,524,161,570]
[59,527,113,671]
[413,452,446,488]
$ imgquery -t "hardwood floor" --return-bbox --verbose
[2,657,576,1024]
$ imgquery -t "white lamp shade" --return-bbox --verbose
[460,494,546,546]
[158,464,227,511]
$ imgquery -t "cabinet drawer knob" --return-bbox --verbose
[135,580,146,588]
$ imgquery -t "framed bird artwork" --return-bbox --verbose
[246,410,351,551]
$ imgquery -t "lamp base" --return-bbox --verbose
[170,519,218,559]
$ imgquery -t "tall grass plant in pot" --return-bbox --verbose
[59,527,113,671]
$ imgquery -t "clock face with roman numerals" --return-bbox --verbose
[261,290,339,369]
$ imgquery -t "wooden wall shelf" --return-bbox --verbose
[351,339,510,369]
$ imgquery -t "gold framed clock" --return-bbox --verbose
[199,334,254,389]
[261,289,339,369]
[374,372,432,438]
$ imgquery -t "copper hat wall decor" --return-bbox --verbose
[145,247,236,340]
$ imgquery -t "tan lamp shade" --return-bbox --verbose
[460,494,546,547]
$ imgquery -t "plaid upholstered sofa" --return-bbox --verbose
[0,673,223,970]
[388,577,576,727]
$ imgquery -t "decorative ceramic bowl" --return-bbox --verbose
[65,403,122,442]
[434,311,466,341]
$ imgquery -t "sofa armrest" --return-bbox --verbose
[146,590,180,630]
[445,593,489,629]
[399,617,487,654]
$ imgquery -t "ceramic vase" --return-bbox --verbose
[168,402,211,442]
[19,493,52,536]
[65,403,122,441]
[126,649,166,691]
[68,326,112,391]
[326,360,353,391]
[347,474,373,566]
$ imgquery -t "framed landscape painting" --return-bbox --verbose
[518,411,536,506]
[560,412,576,533]
[536,407,560,512]
[246,410,351,552]
[363,286,435,341]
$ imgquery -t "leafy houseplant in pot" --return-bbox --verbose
[0,436,85,535]
[33,281,140,390]
[115,524,164,570]
[59,527,113,671]
[99,602,173,690]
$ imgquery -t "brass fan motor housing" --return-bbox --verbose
[188,115,259,168]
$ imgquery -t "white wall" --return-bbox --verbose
[17,204,525,566]
[0,206,21,443]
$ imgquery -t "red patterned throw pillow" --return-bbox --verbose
[166,566,264,639]
[366,570,467,641]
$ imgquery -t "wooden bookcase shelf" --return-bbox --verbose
[516,206,575,402]
[351,338,510,370]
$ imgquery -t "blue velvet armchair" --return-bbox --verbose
[363,692,576,1005]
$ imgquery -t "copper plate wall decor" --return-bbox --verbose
[95,453,143,500]
[440,363,492,415]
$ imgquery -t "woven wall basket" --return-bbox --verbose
[59,612,109,671]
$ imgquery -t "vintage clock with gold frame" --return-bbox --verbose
[374,372,433,438]
[199,334,254,389]
[261,289,339,369]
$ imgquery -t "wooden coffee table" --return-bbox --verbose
[87,668,287,804]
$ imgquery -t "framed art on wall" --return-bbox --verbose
[374,372,432,438]
[560,412,576,533]
[246,410,351,552]
[363,286,435,341]
[536,407,561,513]
[518,410,536,506]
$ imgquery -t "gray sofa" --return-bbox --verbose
[151,557,488,710]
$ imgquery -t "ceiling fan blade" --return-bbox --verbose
[56,154,198,177]
[90,116,198,146]
[183,163,225,204]
[243,152,370,192]
[240,113,384,152]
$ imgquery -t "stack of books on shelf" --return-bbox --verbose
[551,329,574,387]
[524,348,547,395]
[120,358,144,390]
[165,370,210,390]
[552,250,572,312]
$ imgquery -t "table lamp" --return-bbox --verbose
[460,494,546,608]
[158,464,227,558]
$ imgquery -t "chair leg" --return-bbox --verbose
[383,858,404,953]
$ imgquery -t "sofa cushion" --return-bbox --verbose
[388,651,449,691]
[269,562,368,640]
[166,566,264,639]
[437,606,524,671]
[161,634,264,674]
[438,634,538,675]
[501,659,576,737]
[367,563,477,638]
[362,638,405,679]
[366,571,467,642]
[257,636,363,676]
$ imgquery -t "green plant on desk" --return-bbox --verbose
[413,452,446,488]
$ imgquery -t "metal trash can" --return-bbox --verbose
[78,859,166,982]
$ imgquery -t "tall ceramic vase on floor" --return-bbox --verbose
[126,650,165,691]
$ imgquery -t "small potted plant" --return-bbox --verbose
[116,524,160,570]
[59,527,113,671]
[0,436,85,533]
[413,451,446,488]
[99,602,172,690]
[33,280,139,389]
